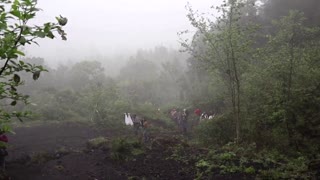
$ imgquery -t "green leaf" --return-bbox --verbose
[23,0,32,6]
[22,25,31,35]
[13,74,20,83]
[33,71,40,80]
[43,22,51,33]
[14,50,25,56]
[10,10,21,18]
[47,31,55,39]
[56,15,68,26]
[34,31,46,38]
[0,12,6,21]
[0,124,13,134]
[19,36,27,45]
[24,13,35,20]
[10,101,17,106]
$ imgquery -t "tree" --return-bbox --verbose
[251,11,320,150]
[0,0,67,132]
[69,61,105,90]
[261,0,320,26]
[182,0,256,143]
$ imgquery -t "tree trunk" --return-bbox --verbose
[228,3,241,143]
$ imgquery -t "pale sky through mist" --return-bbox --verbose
[25,0,223,65]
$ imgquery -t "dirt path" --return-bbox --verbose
[8,122,101,160]
[6,122,126,180]
[4,122,250,180]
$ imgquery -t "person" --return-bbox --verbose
[140,117,150,143]
[131,114,140,135]
[0,131,8,170]
[180,109,189,134]
[208,110,215,119]
[194,108,202,117]
[170,108,179,125]
[200,112,209,122]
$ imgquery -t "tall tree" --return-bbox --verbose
[182,0,256,143]
[261,0,320,26]
[258,11,320,149]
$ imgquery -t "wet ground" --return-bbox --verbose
[4,122,250,180]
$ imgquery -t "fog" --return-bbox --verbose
[4,1,320,179]
[25,0,223,66]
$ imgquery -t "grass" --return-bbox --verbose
[110,137,144,161]
[87,136,110,149]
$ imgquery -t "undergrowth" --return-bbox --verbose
[110,137,145,161]
[194,142,318,179]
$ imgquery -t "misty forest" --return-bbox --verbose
[0,0,320,179]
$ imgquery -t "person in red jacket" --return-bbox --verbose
[194,108,202,116]
[0,131,8,170]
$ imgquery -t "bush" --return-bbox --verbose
[195,114,235,147]
[87,137,110,149]
[110,138,144,161]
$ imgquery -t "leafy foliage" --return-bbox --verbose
[194,143,317,179]
[195,115,235,146]
[86,136,110,150]
[0,0,67,131]
[183,0,320,154]
[110,138,144,161]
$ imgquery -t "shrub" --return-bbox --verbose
[195,114,235,147]
[87,137,110,149]
[110,138,144,161]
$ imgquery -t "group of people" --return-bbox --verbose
[124,113,149,143]
[169,108,216,133]
[169,108,189,134]
[124,107,216,139]
[194,109,216,122]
